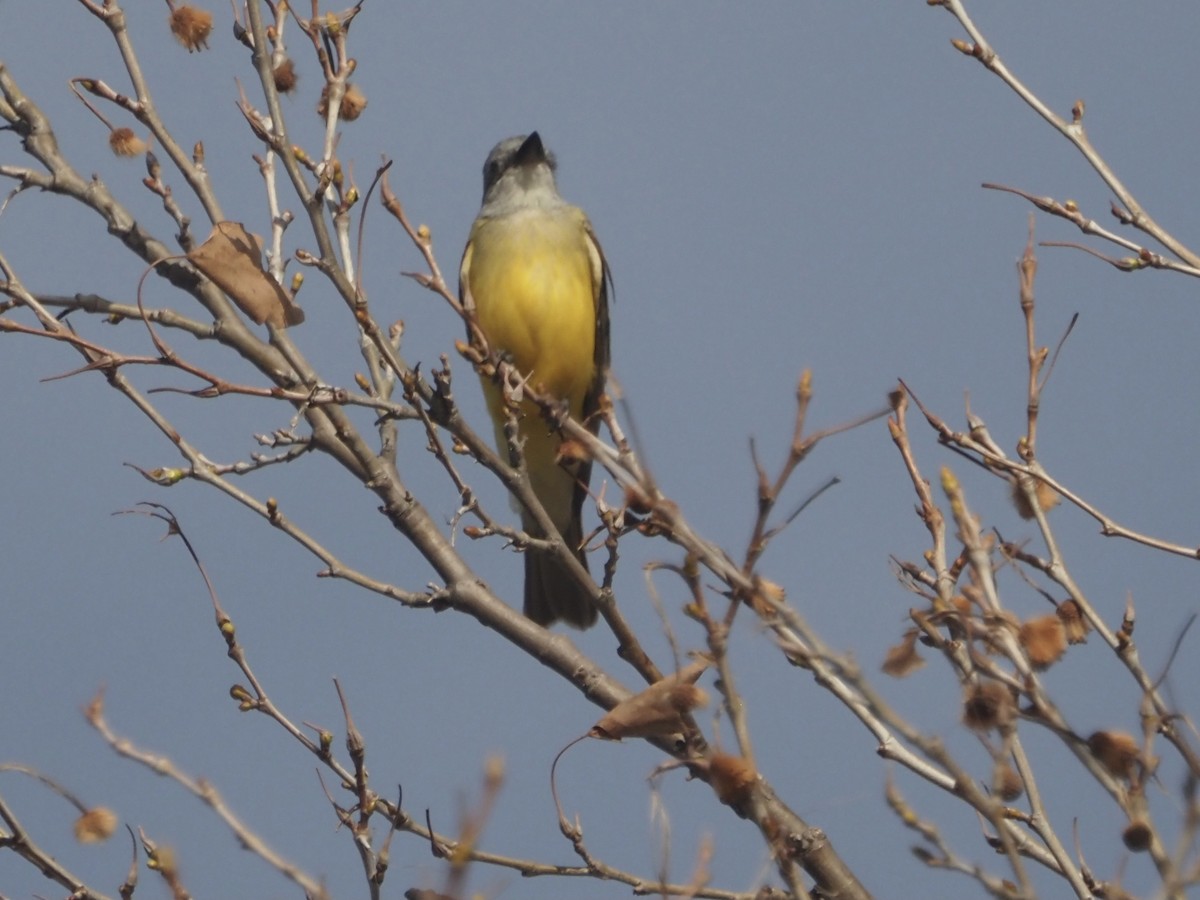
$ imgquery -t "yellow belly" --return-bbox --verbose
[467,209,597,417]
[466,207,597,531]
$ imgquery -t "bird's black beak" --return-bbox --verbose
[514,131,547,167]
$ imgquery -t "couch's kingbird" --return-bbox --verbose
[459,132,610,629]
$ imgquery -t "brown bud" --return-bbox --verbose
[1087,730,1139,779]
[962,682,1015,733]
[169,5,214,52]
[1018,614,1066,670]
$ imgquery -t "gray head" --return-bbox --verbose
[479,132,563,212]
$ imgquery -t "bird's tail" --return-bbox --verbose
[524,517,597,629]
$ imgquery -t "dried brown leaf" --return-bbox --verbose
[590,659,709,741]
[881,629,925,678]
[187,222,304,327]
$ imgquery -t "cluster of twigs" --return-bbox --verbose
[1,2,1198,899]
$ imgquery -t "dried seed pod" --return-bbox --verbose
[1087,730,1139,779]
[1011,478,1061,520]
[1122,819,1152,852]
[318,83,367,121]
[108,127,146,157]
[169,5,213,52]
[1019,614,1067,670]
[992,761,1024,802]
[1056,600,1090,644]
[73,807,118,843]
[273,58,298,94]
[962,682,1015,733]
[748,576,786,616]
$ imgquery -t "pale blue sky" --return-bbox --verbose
[3,3,1199,898]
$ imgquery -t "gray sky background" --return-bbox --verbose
[3,3,1200,898]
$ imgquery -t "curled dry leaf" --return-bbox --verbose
[187,222,305,327]
[881,628,925,678]
[589,659,709,741]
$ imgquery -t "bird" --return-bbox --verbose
[459,132,610,629]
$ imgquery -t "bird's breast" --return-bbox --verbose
[468,210,597,410]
